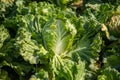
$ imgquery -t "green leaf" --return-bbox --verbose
[98,67,120,80]
[0,69,10,80]
[29,69,49,80]
[42,18,75,55]
[70,17,102,64]
[108,14,120,38]
[103,55,120,70]
[52,53,85,80]
[15,27,48,64]
[0,25,9,49]
[15,16,48,64]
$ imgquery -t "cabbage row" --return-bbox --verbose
[0,0,120,80]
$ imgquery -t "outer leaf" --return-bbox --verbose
[15,16,48,64]
[103,54,120,71]
[52,53,85,80]
[70,14,102,65]
[98,67,120,80]
[0,25,9,49]
[29,69,49,80]
[108,14,120,38]
[0,69,10,80]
